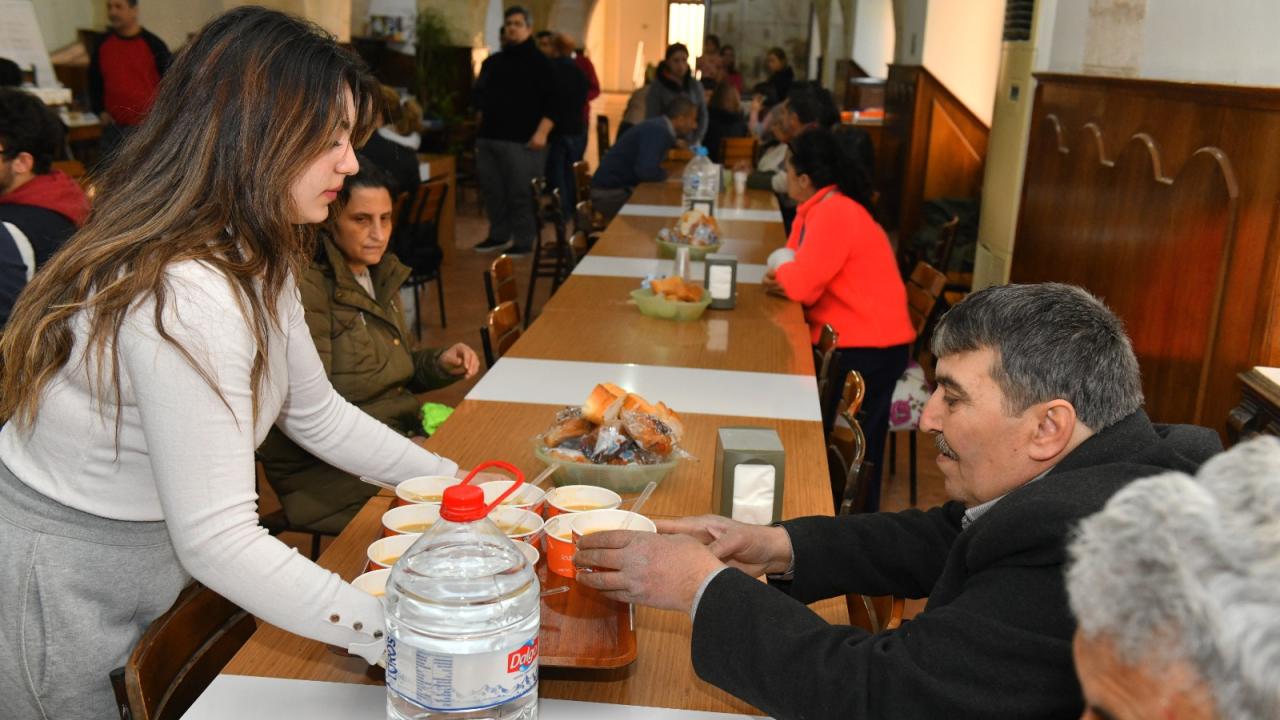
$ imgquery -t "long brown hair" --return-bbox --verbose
[0,7,378,429]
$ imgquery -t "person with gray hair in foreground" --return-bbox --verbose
[1067,436,1280,720]
[575,283,1224,719]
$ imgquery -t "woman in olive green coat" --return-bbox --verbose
[259,160,479,533]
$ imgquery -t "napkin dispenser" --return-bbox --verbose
[713,427,785,524]
[704,253,737,309]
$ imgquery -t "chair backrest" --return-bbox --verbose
[719,137,758,169]
[813,324,839,417]
[905,262,946,337]
[395,180,449,276]
[484,254,519,310]
[116,583,256,720]
[836,370,866,422]
[572,160,592,204]
[53,159,86,179]
[391,189,410,228]
[596,115,611,160]
[830,419,868,515]
[934,215,961,273]
[480,300,522,368]
[666,147,694,162]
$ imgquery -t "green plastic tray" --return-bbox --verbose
[630,288,712,321]
[656,237,721,260]
[533,444,678,494]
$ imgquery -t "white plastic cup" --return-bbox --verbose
[480,481,547,512]
[367,533,422,570]
[733,169,747,195]
[544,485,623,518]
[489,506,546,544]
[394,475,459,506]
[352,568,391,598]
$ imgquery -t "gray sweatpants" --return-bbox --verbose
[476,137,547,250]
[0,461,190,720]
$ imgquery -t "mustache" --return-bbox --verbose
[934,433,959,461]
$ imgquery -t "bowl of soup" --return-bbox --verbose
[480,481,547,513]
[381,503,441,537]
[366,533,421,571]
[394,475,460,506]
[544,485,623,518]
[488,506,545,544]
[352,568,391,598]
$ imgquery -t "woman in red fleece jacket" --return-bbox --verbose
[763,128,913,510]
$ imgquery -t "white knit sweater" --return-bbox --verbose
[0,260,457,655]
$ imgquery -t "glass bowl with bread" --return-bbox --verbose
[630,275,712,321]
[656,209,722,260]
[534,383,684,493]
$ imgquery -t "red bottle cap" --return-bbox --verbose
[440,484,486,522]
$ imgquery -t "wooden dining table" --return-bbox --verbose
[217,180,842,716]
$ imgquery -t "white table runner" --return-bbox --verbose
[183,675,766,719]
[466,358,820,422]
[572,256,768,284]
[618,204,780,223]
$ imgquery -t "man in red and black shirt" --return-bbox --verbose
[88,0,170,153]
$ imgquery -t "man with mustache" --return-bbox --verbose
[576,283,1223,719]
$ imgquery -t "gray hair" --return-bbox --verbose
[1066,436,1280,720]
[663,94,695,120]
[931,283,1143,431]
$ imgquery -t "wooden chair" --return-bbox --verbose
[835,367,866,421]
[395,179,449,336]
[572,160,592,206]
[666,147,694,162]
[575,199,606,249]
[813,324,840,425]
[110,583,256,720]
[479,300,522,368]
[483,254,519,310]
[889,261,947,506]
[827,414,905,633]
[596,115,611,163]
[933,215,961,275]
[525,179,576,326]
[719,136,758,169]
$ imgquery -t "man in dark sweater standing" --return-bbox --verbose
[577,283,1223,719]
[472,6,557,257]
[89,0,171,159]
[590,96,698,222]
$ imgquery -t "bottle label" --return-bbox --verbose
[385,633,539,712]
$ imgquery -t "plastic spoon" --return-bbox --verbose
[621,481,658,530]
[530,463,561,490]
[358,476,397,492]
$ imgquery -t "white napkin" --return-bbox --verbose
[708,264,734,300]
[731,463,776,525]
[707,318,729,352]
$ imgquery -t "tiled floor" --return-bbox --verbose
[271,94,951,621]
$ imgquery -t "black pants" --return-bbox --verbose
[821,343,910,512]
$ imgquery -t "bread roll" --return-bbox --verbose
[621,392,657,417]
[655,402,684,441]
[582,383,625,425]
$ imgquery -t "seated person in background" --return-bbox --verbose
[696,34,723,90]
[576,282,1223,720]
[720,45,743,93]
[747,102,791,194]
[359,84,421,195]
[1067,436,1280,720]
[258,159,479,534]
[763,46,795,103]
[616,70,653,139]
[0,221,32,328]
[590,96,698,221]
[763,128,911,505]
[0,88,90,264]
[703,81,747,164]
[0,58,21,87]
[645,44,708,145]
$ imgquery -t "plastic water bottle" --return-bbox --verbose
[682,146,718,202]
[384,465,540,720]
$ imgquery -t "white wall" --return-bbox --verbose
[921,0,1002,125]
[852,0,894,78]
[31,0,97,52]
[1048,0,1280,86]
[891,0,925,64]
[584,0,665,92]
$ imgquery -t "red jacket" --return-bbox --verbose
[574,54,601,129]
[775,186,915,348]
[0,171,90,227]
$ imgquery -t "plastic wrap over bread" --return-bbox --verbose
[537,384,689,466]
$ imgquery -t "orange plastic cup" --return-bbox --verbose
[543,515,577,578]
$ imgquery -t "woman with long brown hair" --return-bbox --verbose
[0,9,463,718]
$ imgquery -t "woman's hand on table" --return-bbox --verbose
[657,515,794,577]
[574,530,725,613]
[762,270,788,298]
[437,343,480,379]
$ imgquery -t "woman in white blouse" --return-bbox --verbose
[0,9,462,718]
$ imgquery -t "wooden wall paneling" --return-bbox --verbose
[882,65,989,245]
[1010,74,1280,435]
